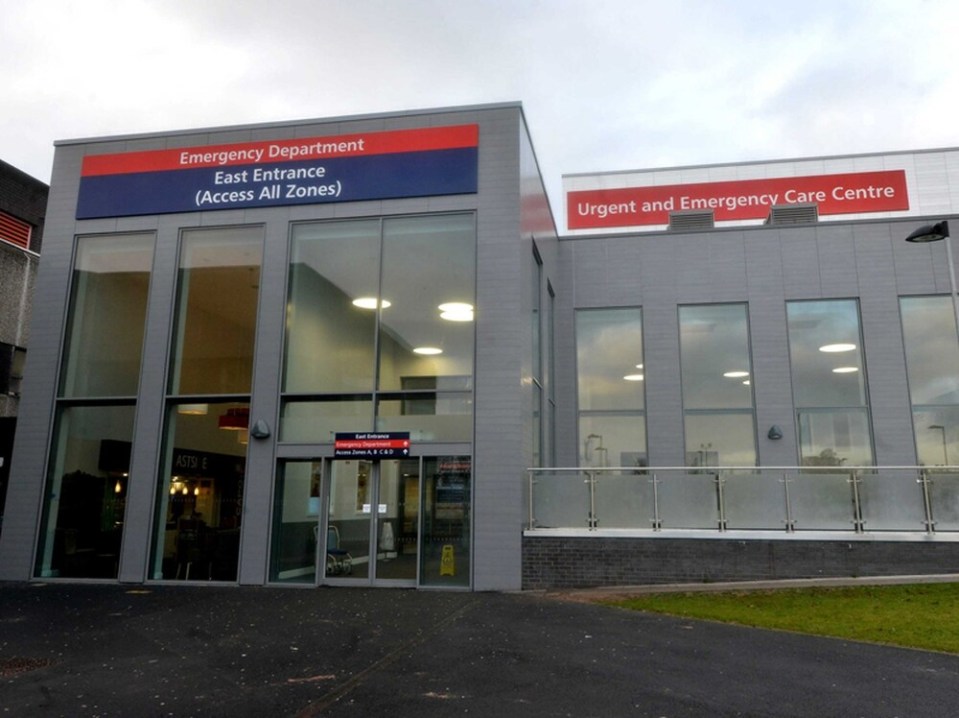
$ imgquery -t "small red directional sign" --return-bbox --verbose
[333,432,411,459]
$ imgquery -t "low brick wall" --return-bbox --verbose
[522,535,959,589]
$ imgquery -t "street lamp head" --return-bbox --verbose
[905,220,950,243]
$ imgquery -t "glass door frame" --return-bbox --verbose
[319,457,420,587]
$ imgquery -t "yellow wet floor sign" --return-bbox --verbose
[440,544,455,576]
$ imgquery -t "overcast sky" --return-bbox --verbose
[4,0,958,230]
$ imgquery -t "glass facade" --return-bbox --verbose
[150,226,263,581]
[281,214,475,443]
[37,233,155,578]
[679,304,756,467]
[787,300,873,466]
[268,456,469,587]
[576,308,646,469]
[901,296,959,466]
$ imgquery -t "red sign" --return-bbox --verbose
[333,432,411,459]
[567,170,909,230]
[81,125,479,176]
[334,438,411,450]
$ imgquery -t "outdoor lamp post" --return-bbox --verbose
[907,221,959,469]
[905,220,959,343]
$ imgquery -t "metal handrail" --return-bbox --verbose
[526,465,959,535]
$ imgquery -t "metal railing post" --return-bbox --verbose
[918,469,936,534]
[650,473,662,531]
[781,472,796,532]
[586,470,597,529]
[527,469,536,530]
[715,471,727,532]
[850,469,865,533]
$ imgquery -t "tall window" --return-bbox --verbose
[531,249,543,467]
[150,226,263,581]
[679,304,756,467]
[281,213,475,443]
[901,296,959,465]
[576,308,646,469]
[787,299,873,466]
[36,233,155,578]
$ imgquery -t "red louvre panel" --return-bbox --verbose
[0,210,31,249]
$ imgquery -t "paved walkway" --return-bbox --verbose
[2,581,958,717]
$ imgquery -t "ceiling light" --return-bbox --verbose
[636,363,644,369]
[352,297,391,309]
[623,373,644,381]
[723,371,750,378]
[439,302,473,321]
[742,380,751,385]
[177,404,209,416]
[832,366,859,373]
[413,347,443,355]
[819,343,856,353]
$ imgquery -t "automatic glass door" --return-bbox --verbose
[324,459,419,585]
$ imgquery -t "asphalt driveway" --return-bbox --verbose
[1,582,957,717]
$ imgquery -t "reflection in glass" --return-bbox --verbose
[913,409,959,467]
[326,460,370,579]
[150,403,248,581]
[285,220,380,394]
[578,415,647,470]
[169,226,263,395]
[376,394,472,442]
[375,459,419,581]
[684,412,756,468]
[787,300,867,408]
[577,308,646,468]
[901,297,959,465]
[269,461,320,584]
[60,233,154,397]
[577,309,644,411]
[680,304,756,467]
[378,215,475,391]
[420,456,470,587]
[36,405,135,578]
[788,300,873,465]
[282,214,476,442]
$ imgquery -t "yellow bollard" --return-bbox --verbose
[440,544,455,576]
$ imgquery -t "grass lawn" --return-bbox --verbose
[607,583,959,653]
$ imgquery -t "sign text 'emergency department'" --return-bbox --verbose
[76,125,479,219]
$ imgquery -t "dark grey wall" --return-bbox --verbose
[553,218,957,469]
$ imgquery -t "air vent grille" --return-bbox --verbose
[668,210,715,231]
[765,204,819,225]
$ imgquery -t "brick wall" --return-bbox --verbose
[522,536,959,589]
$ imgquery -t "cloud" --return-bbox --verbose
[1,0,957,229]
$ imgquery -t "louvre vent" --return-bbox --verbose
[765,203,819,225]
[0,210,32,250]
[668,210,714,231]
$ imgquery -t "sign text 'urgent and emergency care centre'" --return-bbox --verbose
[568,169,910,230]
[75,124,479,219]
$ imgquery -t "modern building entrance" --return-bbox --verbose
[325,458,419,585]
[270,456,471,588]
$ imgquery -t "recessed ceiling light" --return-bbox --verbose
[832,366,859,373]
[352,297,391,309]
[439,302,473,321]
[742,380,751,385]
[636,363,644,369]
[413,347,443,355]
[623,373,644,381]
[819,343,856,353]
[723,370,750,378]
